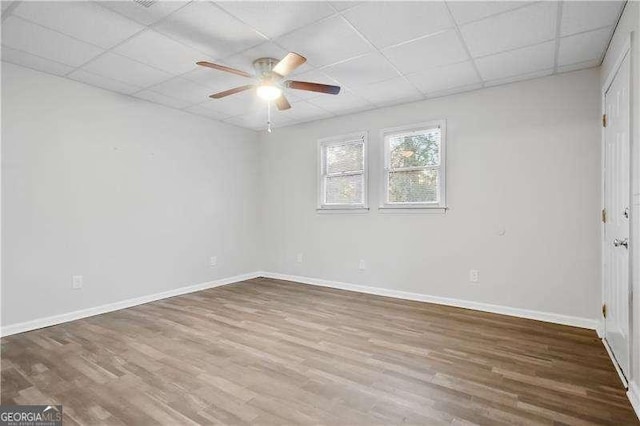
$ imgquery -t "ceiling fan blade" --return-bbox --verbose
[209,85,255,99]
[275,95,291,111]
[272,53,307,77]
[197,61,252,78]
[287,80,341,95]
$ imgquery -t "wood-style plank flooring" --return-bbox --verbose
[1,277,638,425]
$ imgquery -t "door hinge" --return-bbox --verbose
[602,114,607,127]
[602,208,607,223]
[602,303,607,318]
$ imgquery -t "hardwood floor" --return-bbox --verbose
[1,277,637,425]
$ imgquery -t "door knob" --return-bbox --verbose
[613,238,629,249]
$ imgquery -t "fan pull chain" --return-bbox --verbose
[267,101,272,133]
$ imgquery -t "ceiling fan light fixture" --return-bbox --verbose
[256,84,282,101]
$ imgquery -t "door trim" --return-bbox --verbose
[601,33,633,385]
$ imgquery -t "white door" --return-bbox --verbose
[603,51,631,379]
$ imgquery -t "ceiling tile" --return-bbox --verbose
[285,69,340,100]
[407,61,479,95]
[557,58,600,74]
[68,69,140,94]
[97,1,187,26]
[198,89,265,117]
[484,68,553,88]
[1,46,75,76]
[475,41,555,81]
[1,16,103,67]
[330,2,362,11]
[561,1,624,37]
[306,90,372,115]
[461,2,557,58]
[427,82,483,99]
[2,1,14,12]
[148,77,210,104]
[558,27,611,66]
[343,1,453,49]
[153,2,266,59]
[275,15,373,68]
[351,76,423,107]
[322,53,399,88]
[113,30,204,74]
[133,89,192,109]
[447,1,531,25]
[225,109,289,131]
[184,104,233,121]
[81,52,172,87]
[182,65,252,92]
[274,99,333,122]
[223,42,296,75]
[218,1,335,40]
[13,1,143,49]
[383,30,468,75]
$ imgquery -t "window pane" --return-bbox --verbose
[325,174,363,204]
[389,129,440,169]
[326,142,363,174]
[388,169,438,203]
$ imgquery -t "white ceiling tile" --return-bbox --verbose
[223,42,292,74]
[275,15,373,68]
[484,68,553,88]
[383,30,468,75]
[198,89,265,117]
[184,104,233,121]
[351,76,423,106]
[2,1,14,12]
[113,30,204,74]
[561,1,624,37]
[225,109,289,131]
[322,53,399,88]
[407,61,479,95]
[133,89,192,109]
[558,27,611,66]
[447,1,532,25]
[1,16,103,67]
[68,69,141,94]
[285,70,340,100]
[306,90,372,115]
[461,2,557,58]
[82,52,172,87]
[427,82,483,99]
[148,76,210,104]
[13,1,143,49]
[181,65,253,92]
[218,1,335,39]
[330,2,362,11]
[475,41,555,81]
[153,2,266,59]
[97,1,187,26]
[343,1,453,49]
[275,99,333,121]
[1,46,75,76]
[557,58,600,74]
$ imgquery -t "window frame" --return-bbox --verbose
[380,120,447,210]
[317,131,369,211]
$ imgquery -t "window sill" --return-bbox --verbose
[378,205,447,214]
[317,206,369,214]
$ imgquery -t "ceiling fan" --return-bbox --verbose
[196,52,341,131]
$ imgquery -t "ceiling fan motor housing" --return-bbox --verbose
[253,57,280,81]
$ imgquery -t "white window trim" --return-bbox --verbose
[317,131,368,211]
[379,120,447,210]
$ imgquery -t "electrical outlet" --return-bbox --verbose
[469,270,479,283]
[296,253,303,263]
[72,275,83,289]
[359,259,366,271]
[209,256,217,267]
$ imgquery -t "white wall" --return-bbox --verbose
[1,63,260,326]
[601,0,640,409]
[259,68,602,323]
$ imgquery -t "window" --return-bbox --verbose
[318,131,368,210]
[381,121,446,209]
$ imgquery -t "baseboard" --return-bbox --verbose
[628,382,640,421]
[259,272,599,330]
[1,271,261,337]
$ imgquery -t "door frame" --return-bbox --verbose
[601,33,633,388]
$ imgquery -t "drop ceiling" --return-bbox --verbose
[1,1,625,131]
